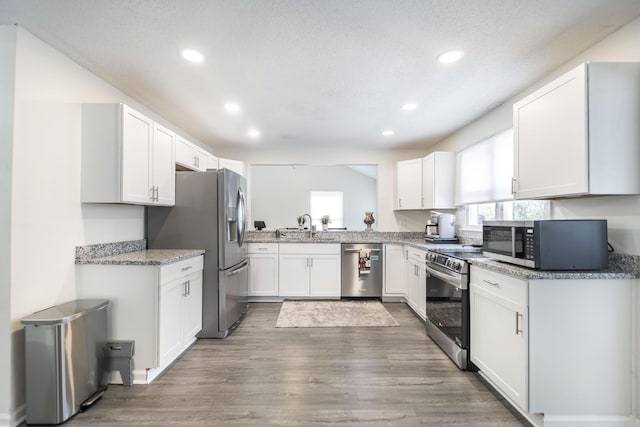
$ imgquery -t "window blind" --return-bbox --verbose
[455,128,513,205]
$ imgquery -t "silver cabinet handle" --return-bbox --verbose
[257,247,269,251]
[515,312,523,335]
[181,266,192,271]
[398,198,402,209]
[182,281,187,297]
[149,187,155,201]
[511,177,517,195]
[187,280,190,296]
[483,279,499,287]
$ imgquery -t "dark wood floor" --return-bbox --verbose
[68,302,525,426]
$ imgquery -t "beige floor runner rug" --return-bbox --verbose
[275,300,399,328]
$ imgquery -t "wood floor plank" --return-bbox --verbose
[66,302,526,426]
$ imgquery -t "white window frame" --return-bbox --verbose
[310,191,344,229]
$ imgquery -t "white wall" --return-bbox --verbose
[0,26,17,425]
[250,165,377,230]
[2,27,207,424]
[217,147,433,232]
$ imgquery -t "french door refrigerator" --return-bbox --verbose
[146,169,249,338]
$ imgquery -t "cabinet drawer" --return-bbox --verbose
[279,243,340,255]
[406,246,426,266]
[248,243,279,254]
[470,266,527,305]
[161,255,204,285]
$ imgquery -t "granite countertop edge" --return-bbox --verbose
[76,249,206,266]
[247,234,639,279]
[469,257,639,280]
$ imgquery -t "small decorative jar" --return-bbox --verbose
[364,211,375,231]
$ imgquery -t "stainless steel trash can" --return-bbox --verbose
[21,299,109,425]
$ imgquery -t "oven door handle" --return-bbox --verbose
[426,265,465,290]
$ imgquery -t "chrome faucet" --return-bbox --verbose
[303,213,313,238]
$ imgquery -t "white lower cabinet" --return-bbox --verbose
[406,246,426,320]
[278,244,341,298]
[159,271,202,367]
[470,265,633,426]
[77,255,203,384]
[383,244,407,296]
[470,267,528,411]
[248,243,279,297]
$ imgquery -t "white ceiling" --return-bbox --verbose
[2,0,640,151]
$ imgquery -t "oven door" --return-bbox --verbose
[425,263,468,349]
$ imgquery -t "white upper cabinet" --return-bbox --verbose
[175,135,213,172]
[422,152,455,209]
[513,62,640,199]
[82,103,175,206]
[395,152,455,210]
[152,123,176,205]
[395,158,423,210]
[219,158,245,177]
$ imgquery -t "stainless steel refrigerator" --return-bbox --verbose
[146,169,249,338]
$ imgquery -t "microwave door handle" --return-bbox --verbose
[511,226,516,257]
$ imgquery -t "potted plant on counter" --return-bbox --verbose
[297,215,306,230]
[321,215,331,231]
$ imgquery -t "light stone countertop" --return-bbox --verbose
[75,239,205,266]
[75,249,205,266]
[469,254,640,280]
[248,231,640,279]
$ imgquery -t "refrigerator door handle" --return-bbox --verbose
[226,260,249,277]
[237,188,247,247]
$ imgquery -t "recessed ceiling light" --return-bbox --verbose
[247,129,261,138]
[437,49,464,64]
[382,130,394,136]
[401,103,418,111]
[180,49,205,63]
[224,103,241,112]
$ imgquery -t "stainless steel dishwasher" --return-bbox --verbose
[341,243,383,297]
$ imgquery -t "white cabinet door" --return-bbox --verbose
[175,136,196,170]
[416,266,426,319]
[152,123,175,206]
[121,105,153,204]
[395,158,422,210]
[219,158,245,177]
[278,254,310,296]
[470,267,528,411]
[249,253,279,296]
[514,64,587,199]
[159,278,185,367]
[193,146,208,172]
[182,272,203,339]
[422,152,455,209]
[406,261,425,319]
[384,245,407,296]
[309,255,341,297]
[204,152,219,170]
[514,62,640,199]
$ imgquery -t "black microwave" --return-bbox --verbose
[482,220,608,270]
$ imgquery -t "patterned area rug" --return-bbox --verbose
[275,300,400,328]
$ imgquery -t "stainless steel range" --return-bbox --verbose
[425,248,485,370]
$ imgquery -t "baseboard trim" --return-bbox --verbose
[543,415,634,426]
[0,404,26,427]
